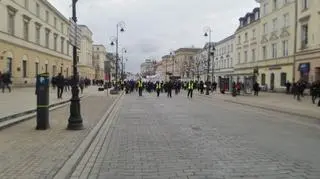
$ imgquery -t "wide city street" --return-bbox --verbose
[71,91,320,179]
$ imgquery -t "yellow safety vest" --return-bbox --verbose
[138,81,142,88]
[156,83,161,89]
[188,82,193,90]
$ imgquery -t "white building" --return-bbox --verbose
[92,44,107,79]
[140,59,155,76]
[0,0,72,86]
[213,35,235,86]
[77,25,94,79]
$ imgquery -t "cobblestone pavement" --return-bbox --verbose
[0,91,116,179]
[80,91,320,179]
[0,86,101,119]
[198,91,320,120]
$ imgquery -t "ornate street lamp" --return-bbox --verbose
[110,21,126,92]
[203,26,213,95]
[67,0,83,130]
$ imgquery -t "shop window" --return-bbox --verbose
[261,73,266,85]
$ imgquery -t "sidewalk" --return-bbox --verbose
[0,92,117,179]
[199,91,320,120]
[0,86,97,120]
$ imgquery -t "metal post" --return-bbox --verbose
[165,58,167,81]
[115,24,119,90]
[68,0,83,130]
[205,30,211,95]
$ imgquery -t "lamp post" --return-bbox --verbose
[110,21,125,92]
[67,0,83,130]
[121,48,127,81]
[204,26,213,95]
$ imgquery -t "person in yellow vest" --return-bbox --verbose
[138,79,143,96]
[187,80,194,98]
[155,81,161,97]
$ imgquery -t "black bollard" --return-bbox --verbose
[36,73,50,130]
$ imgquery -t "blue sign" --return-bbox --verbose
[299,63,310,73]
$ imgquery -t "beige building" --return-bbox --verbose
[295,0,320,82]
[78,25,94,79]
[173,48,201,80]
[234,7,261,86]
[92,44,106,80]
[254,0,296,91]
[0,0,72,86]
[161,55,171,81]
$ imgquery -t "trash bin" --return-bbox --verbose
[35,73,50,130]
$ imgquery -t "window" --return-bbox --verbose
[245,32,248,41]
[35,23,41,44]
[283,13,289,27]
[61,37,65,53]
[302,0,308,10]
[262,46,267,59]
[238,36,241,44]
[263,3,268,15]
[61,23,64,33]
[252,49,256,62]
[60,66,63,73]
[280,72,287,86]
[261,74,266,85]
[7,9,16,35]
[35,62,39,76]
[45,11,49,22]
[238,52,241,64]
[45,64,48,73]
[252,29,256,38]
[23,18,29,41]
[273,0,277,10]
[284,0,288,5]
[45,28,50,48]
[231,44,233,52]
[67,41,70,55]
[263,23,268,34]
[301,24,308,48]
[244,51,248,62]
[282,40,288,56]
[52,65,57,76]
[24,0,29,10]
[22,60,27,78]
[53,34,58,51]
[272,43,277,58]
[36,3,40,17]
[272,18,278,31]
[54,17,57,28]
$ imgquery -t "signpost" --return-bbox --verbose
[68,18,81,49]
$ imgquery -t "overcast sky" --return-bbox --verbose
[48,0,259,73]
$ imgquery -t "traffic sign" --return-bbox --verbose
[68,18,81,49]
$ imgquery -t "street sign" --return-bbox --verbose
[68,18,81,49]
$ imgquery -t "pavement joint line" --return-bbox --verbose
[52,92,124,179]
[0,95,89,131]
[196,93,320,121]
[76,96,123,178]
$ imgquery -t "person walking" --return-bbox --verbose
[167,80,173,98]
[156,81,161,97]
[56,73,64,99]
[187,80,194,98]
[138,79,143,96]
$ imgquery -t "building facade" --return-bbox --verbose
[214,35,235,86]
[105,52,116,81]
[234,7,261,87]
[173,48,201,80]
[140,59,155,77]
[0,0,72,86]
[92,44,106,80]
[255,0,296,91]
[78,25,94,79]
[295,0,320,82]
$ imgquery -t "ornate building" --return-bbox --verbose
[78,25,94,79]
[295,0,320,82]
[92,44,106,80]
[0,0,72,86]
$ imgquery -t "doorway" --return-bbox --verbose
[270,73,275,90]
